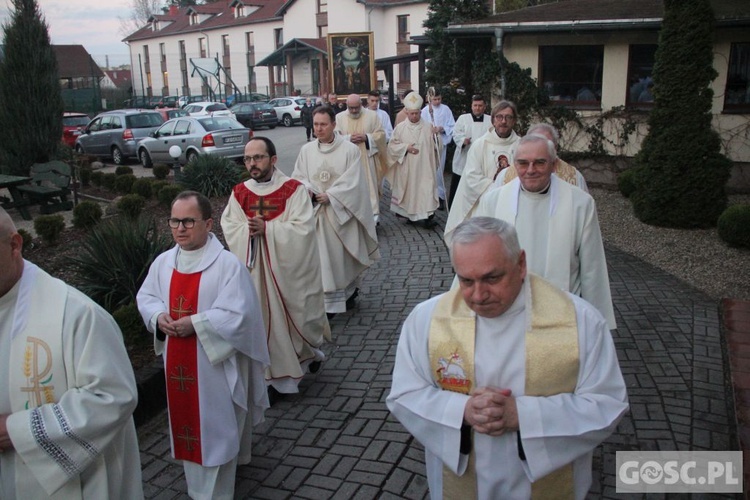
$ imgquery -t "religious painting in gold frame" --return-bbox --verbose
[327,32,376,97]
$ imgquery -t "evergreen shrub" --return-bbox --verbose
[150,180,170,198]
[618,169,639,198]
[90,171,104,187]
[131,178,153,199]
[72,216,173,311]
[158,184,184,207]
[153,164,170,180]
[115,174,137,194]
[115,165,133,176]
[72,200,103,229]
[180,154,243,198]
[78,164,93,187]
[17,228,33,252]
[117,194,146,219]
[112,303,150,347]
[717,204,750,249]
[101,173,117,191]
[33,214,65,246]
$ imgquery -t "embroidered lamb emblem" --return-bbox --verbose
[436,351,471,394]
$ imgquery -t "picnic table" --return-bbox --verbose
[0,174,33,218]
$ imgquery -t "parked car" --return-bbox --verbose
[156,107,189,122]
[230,102,277,130]
[225,92,270,106]
[155,95,180,108]
[136,116,252,167]
[61,112,90,148]
[178,95,208,108]
[74,109,164,164]
[122,96,152,108]
[267,97,307,127]
[184,101,235,120]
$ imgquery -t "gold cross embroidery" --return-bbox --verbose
[169,365,195,392]
[248,196,279,218]
[176,425,199,451]
[171,295,195,318]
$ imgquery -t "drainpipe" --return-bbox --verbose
[495,28,505,99]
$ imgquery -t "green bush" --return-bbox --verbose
[117,194,146,219]
[77,164,93,187]
[17,228,33,252]
[158,184,184,207]
[115,165,133,176]
[617,169,639,198]
[72,216,173,311]
[717,204,750,249]
[114,173,137,194]
[153,164,170,180]
[72,200,103,229]
[33,214,65,246]
[101,173,117,191]
[90,170,104,187]
[150,180,170,198]
[112,302,151,347]
[131,178,153,199]
[180,154,243,198]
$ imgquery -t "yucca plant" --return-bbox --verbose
[72,216,173,312]
[180,154,243,198]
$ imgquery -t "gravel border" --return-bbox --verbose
[591,187,750,301]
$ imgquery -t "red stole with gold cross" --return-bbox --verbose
[166,269,203,463]
[233,179,302,221]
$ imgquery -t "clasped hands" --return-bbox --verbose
[247,215,266,237]
[408,144,420,155]
[463,387,519,436]
[158,313,196,338]
[350,133,367,144]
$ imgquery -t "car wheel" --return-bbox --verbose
[75,144,85,154]
[269,124,277,129]
[139,148,153,168]
[186,150,199,164]
[111,146,124,165]
[282,114,293,127]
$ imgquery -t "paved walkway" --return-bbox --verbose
[137,199,738,499]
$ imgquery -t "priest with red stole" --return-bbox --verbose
[137,190,269,500]
[222,136,331,395]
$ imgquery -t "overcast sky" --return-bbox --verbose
[1,0,134,67]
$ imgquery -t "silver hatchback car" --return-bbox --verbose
[136,116,252,167]
[75,109,164,164]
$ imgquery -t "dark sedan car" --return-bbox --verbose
[230,102,278,130]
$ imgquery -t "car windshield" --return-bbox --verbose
[198,117,243,131]
[206,104,229,112]
[295,99,307,106]
[126,113,164,128]
[63,116,89,126]
[167,109,189,119]
[256,104,274,111]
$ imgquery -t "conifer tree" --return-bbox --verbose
[0,0,63,176]
[631,0,731,228]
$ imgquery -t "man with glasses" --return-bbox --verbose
[335,93,387,224]
[449,94,492,209]
[445,101,521,244]
[473,135,616,330]
[222,137,331,396]
[137,191,270,500]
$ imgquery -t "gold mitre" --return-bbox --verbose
[403,92,423,110]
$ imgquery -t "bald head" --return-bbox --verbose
[0,207,24,297]
[346,94,363,118]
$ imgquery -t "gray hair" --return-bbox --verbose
[490,100,517,120]
[527,123,559,146]
[516,134,558,164]
[451,217,522,261]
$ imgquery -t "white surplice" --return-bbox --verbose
[475,176,617,330]
[445,129,520,244]
[421,103,455,200]
[222,169,331,393]
[451,113,492,176]
[387,279,628,499]
[375,107,394,142]
[137,234,270,500]
[0,262,142,500]
[292,134,380,313]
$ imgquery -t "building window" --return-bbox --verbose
[160,43,166,63]
[236,5,245,17]
[319,25,328,38]
[318,0,327,13]
[725,42,750,113]
[179,40,186,59]
[274,28,283,49]
[539,45,604,107]
[190,13,198,26]
[143,45,150,65]
[398,15,410,43]
[627,44,657,107]
[199,37,207,58]
[399,62,411,83]
[222,35,230,58]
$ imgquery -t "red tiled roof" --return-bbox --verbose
[52,45,105,79]
[103,69,132,89]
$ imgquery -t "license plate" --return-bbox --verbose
[223,136,242,144]
[263,112,273,117]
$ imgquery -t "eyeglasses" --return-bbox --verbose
[243,154,269,163]
[515,159,549,169]
[495,114,516,122]
[167,218,203,229]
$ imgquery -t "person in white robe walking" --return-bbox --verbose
[449,94,492,209]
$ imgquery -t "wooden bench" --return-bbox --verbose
[16,161,73,219]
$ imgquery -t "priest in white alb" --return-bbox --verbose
[292,106,380,314]
[386,91,439,228]
[387,217,628,498]
[449,94,492,209]
[475,134,616,330]
[421,88,455,207]
[137,191,270,500]
[335,94,387,223]
[445,100,521,245]
[222,137,331,394]
[0,208,143,499]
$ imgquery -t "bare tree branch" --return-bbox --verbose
[118,0,165,39]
